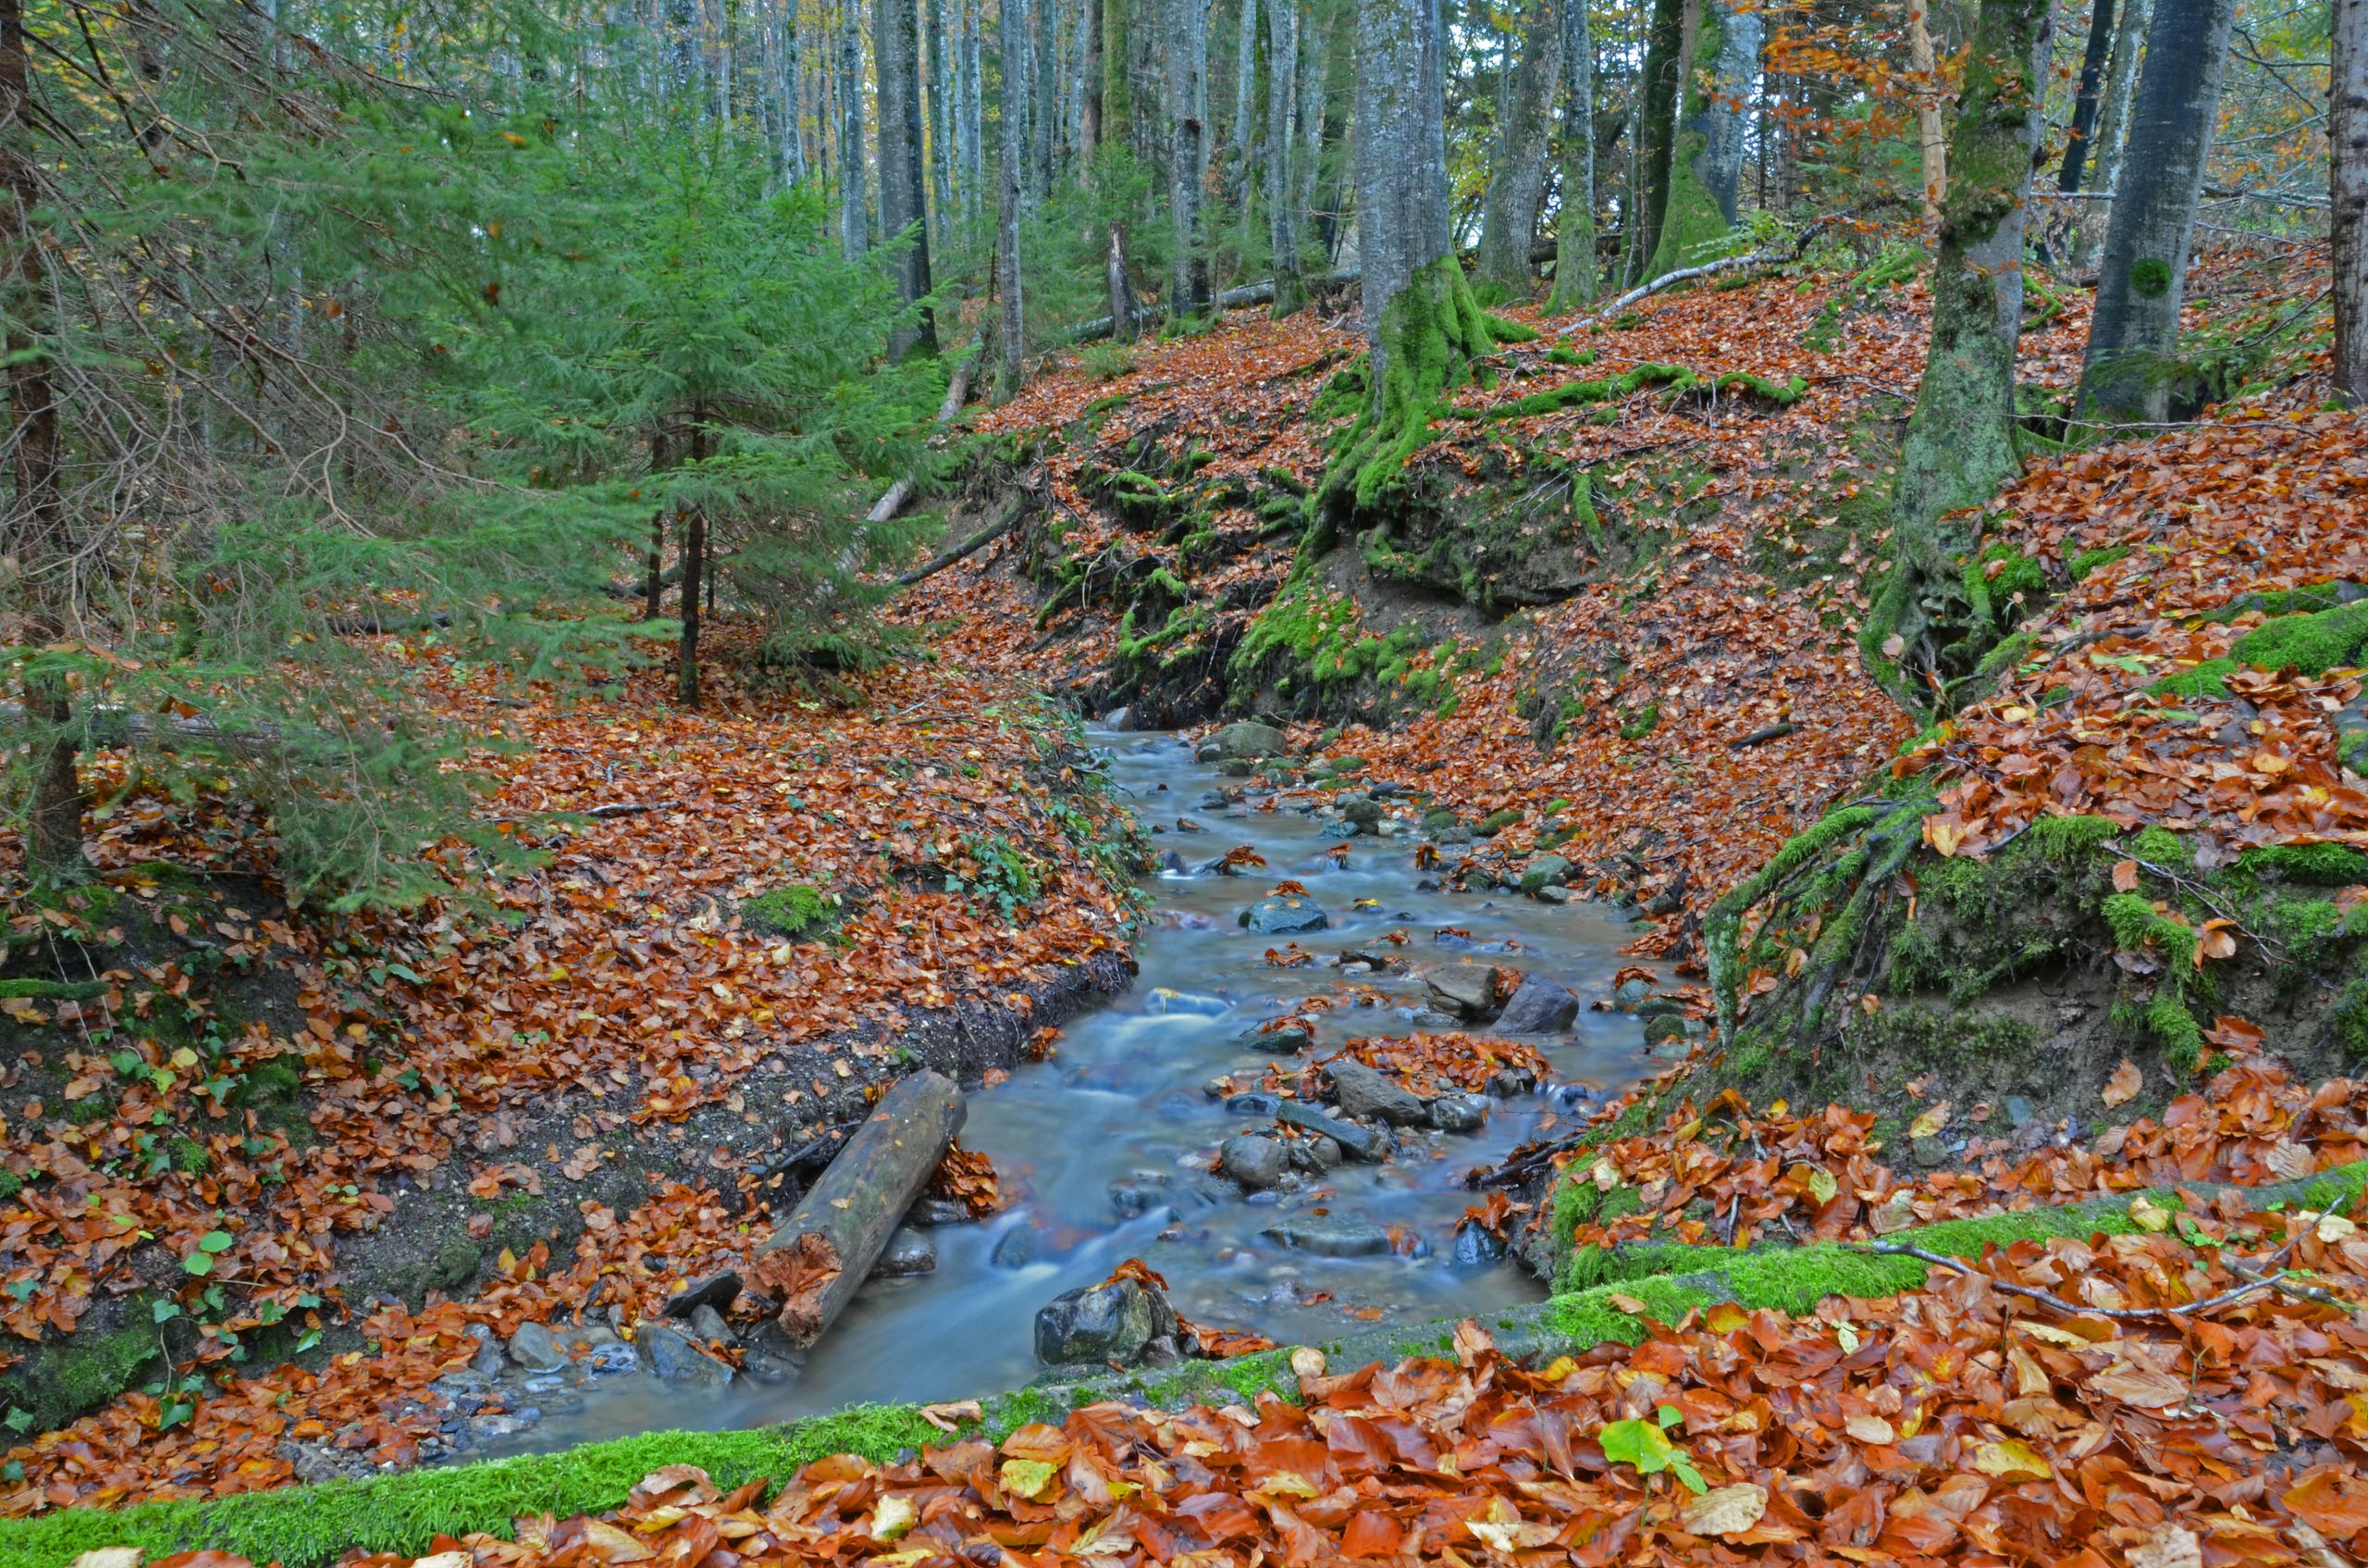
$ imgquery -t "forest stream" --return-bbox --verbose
[470,730,1652,1460]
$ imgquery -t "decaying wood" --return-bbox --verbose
[753,1068,966,1349]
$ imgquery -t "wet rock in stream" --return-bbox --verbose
[1275,1100,1387,1162]
[1326,1060,1429,1126]
[638,1321,732,1386]
[1034,1276,1183,1367]
[1424,963,1506,1020]
[1240,892,1329,934]
[1219,1132,1289,1191]
[1263,1216,1395,1257]
[874,1227,938,1276]
[1496,972,1581,1033]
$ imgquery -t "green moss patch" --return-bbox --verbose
[738,884,841,942]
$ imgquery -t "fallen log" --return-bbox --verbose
[753,1069,966,1349]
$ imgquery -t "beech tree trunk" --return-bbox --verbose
[1229,0,1258,203]
[1266,0,1302,313]
[1475,0,1563,295]
[1873,0,2054,706]
[838,0,870,257]
[755,1071,966,1349]
[1906,0,1946,219]
[2092,0,2149,195]
[923,0,953,236]
[995,0,1028,401]
[1632,0,1687,280]
[876,0,936,356]
[1643,0,1760,278]
[2057,0,2116,191]
[2337,0,2368,404]
[1547,0,1599,310]
[1168,0,1212,314]
[1,0,83,883]
[2075,0,2237,424]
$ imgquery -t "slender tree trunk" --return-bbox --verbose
[2075,0,2238,424]
[0,0,82,882]
[676,415,710,707]
[2057,0,2116,191]
[2092,0,2149,194]
[1632,0,1687,279]
[1168,0,1212,312]
[1081,0,1104,164]
[1104,0,1134,148]
[1301,0,1340,257]
[878,0,937,355]
[1548,0,1599,309]
[924,0,954,236]
[1229,0,1258,202]
[1906,0,1946,221]
[1476,0,1563,295]
[1641,0,1758,279]
[995,1,1029,400]
[1031,0,1057,198]
[1266,0,1303,313]
[2337,0,2368,403]
[839,0,870,257]
[1873,0,2054,705]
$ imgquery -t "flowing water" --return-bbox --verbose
[497,732,1650,1450]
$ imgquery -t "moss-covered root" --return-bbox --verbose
[1313,255,1536,538]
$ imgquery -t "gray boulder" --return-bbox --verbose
[1429,1093,1488,1133]
[503,1321,569,1373]
[1034,1277,1180,1366]
[1425,964,1504,1020]
[1209,721,1289,759]
[1339,796,1386,832]
[875,1228,939,1276]
[1238,1020,1314,1052]
[1519,856,1573,895]
[638,1322,731,1386]
[1327,1060,1428,1126]
[1240,892,1328,934]
[1496,972,1580,1033]
[1219,1132,1289,1191]
[1276,1100,1387,1162]
[1263,1216,1394,1257]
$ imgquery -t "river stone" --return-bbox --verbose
[1240,892,1328,934]
[1496,972,1579,1033]
[661,1271,742,1320]
[1220,1132,1289,1191]
[1451,1225,1509,1267]
[875,1228,939,1276]
[687,1303,734,1345]
[1425,963,1504,1020]
[1429,1093,1488,1133]
[639,1322,731,1386]
[1239,1020,1313,1052]
[1158,849,1190,874]
[503,1321,569,1374]
[1519,855,1573,895]
[1276,1100,1386,1162]
[465,1323,505,1377]
[1226,1091,1283,1116]
[1642,1013,1689,1046]
[1611,975,1653,1008]
[1208,721,1289,759]
[1327,1060,1428,1126]
[906,1197,974,1227]
[1263,1216,1394,1257]
[990,1224,1038,1269]
[1175,816,1204,833]
[1631,996,1685,1020]
[1339,796,1385,831]
[1034,1278,1178,1366]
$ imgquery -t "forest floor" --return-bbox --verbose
[6,236,2368,1568]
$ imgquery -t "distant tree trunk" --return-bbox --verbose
[1104,0,1134,147]
[1906,0,1946,220]
[1168,0,1212,313]
[1302,0,1345,258]
[1266,0,1303,313]
[1872,0,2054,706]
[2057,0,2115,191]
[0,0,83,883]
[2092,0,2149,194]
[1031,0,1057,197]
[995,13,1028,401]
[2337,0,2368,403]
[2075,0,2237,424]
[1081,0,1104,163]
[1228,0,1258,202]
[1632,0,1687,279]
[1475,0,1563,295]
[960,0,985,207]
[1548,0,1598,309]
[839,0,870,256]
[877,0,936,356]
[924,0,954,235]
[1642,0,1760,278]
[776,0,809,184]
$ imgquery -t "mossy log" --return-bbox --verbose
[754,1069,965,1349]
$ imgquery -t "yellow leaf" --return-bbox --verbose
[2102,1058,2142,1106]
[1679,1483,1769,1538]
[1844,1414,1894,1444]
[870,1494,917,1542]
[1972,1438,2052,1480]
[2129,1193,2172,1232]
[1908,1101,1952,1139]
[999,1458,1058,1500]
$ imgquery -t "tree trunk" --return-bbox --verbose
[995,15,1029,401]
[2092,0,2149,195]
[2057,0,2116,191]
[1475,0,1563,296]
[1631,0,1687,280]
[1228,0,1258,203]
[839,0,870,257]
[1104,0,1134,147]
[1642,0,1760,279]
[1107,222,1140,337]
[754,1071,966,1350]
[1168,0,1212,314]
[961,0,985,207]
[1872,0,2054,707]
[877,0,937,356]
[1081,0,1104,163]
[0,0,82,883]
[1266,0,1303,314]
[1906,0,1946,220]
[923,0,954,235]
[2075,0,2238,424]
[1031,0,1057,198]
[1547,0,1600,310]
[2337,0,2368,404]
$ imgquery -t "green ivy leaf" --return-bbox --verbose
[198,1230,234,1253]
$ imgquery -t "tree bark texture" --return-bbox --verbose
[2057,0,2116,191]
[1548,0,1600,310]
[1643,0,1760,278]
[1475,0,1563,295]
[754,1071,966,1350]
[923,0,954,236]
[1168,0,1212,313]
[2075,0,2237,423]
[1229,0,1258,202]
[876,0,937,356]
[995,0,1028,401]
[2337,0,2368,403]
[1266,0,1302,312]
[2092,0,2149,196]
[1907,0,1946,219]
[839,0,870,257]
[1632,0,1688,280]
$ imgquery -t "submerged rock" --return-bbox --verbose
[1276,1100,1387,1162]
[1496,972,1579,1033]
[1429,1093,1488,1133]
[1425,964,1504,1020]
[1240,893,1328,934]
[1451,1225,1509,1267]
[1327,1060,1428,1126]
[1263,1216,1394,1257]
[875,1228,939,1276]
[638,1322,731,1386]
[1220,1132,1289,1191]
[1034,1277,1181,1367]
